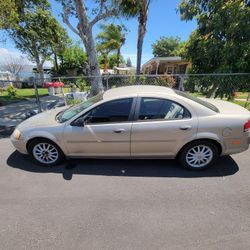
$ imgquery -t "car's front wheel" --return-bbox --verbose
[28,139,64,166]
[178,140,219,170]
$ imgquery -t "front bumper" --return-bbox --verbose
[10,134,28,154]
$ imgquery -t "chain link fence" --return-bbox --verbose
[48,73,250,105]
[1,73,250,109]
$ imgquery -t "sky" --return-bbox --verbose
[0,0,197,67]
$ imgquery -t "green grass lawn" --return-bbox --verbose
[231,100,250,111]
[0,88,48,105]
[235,92,249,100]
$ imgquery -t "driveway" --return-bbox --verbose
[0,138,250,250]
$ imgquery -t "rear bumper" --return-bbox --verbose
[222,133,249,155]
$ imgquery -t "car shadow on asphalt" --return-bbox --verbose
[7,150,239,180]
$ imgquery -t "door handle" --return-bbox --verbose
[180,125,192,131]
[113,128,125,133]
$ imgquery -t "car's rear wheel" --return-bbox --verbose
[178,140,219,170]
[28,139,64,166]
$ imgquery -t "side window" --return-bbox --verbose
[138,98,190,121]
[84,98,133,124]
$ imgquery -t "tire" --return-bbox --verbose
[178,140,219,170]
[28,138,65,166]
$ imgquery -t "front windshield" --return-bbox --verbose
[56,93,103,123]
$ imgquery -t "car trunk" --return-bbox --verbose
[200,98,250,117]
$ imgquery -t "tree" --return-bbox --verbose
[121,0,151,75]
[126,57,132,67]
[152,36,185,57]
[9,8,69,83]
[0,0,19,29]
[0,0,49,29]
[56,44,87,75]
[51,32,70,75]
[60,0,122,95]
[179,0,250,98]
[110,54,125,69]
[96,24,126,72]
[179,0,250,70]
[0,54,27,75]
[98,54,125,70]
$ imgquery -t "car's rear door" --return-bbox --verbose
[131,97,198,157]
[63,98,136,157]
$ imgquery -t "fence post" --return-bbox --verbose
[59,77,67,106]
[106,76,109,90]
[245,92,250,108]
[178,75,185,91]
[33,77,42,113]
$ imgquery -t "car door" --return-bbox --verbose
[63,98,135,157]
[131,97,197,157]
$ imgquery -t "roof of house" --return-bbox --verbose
[142,56,188,68]
[113,66,135,71]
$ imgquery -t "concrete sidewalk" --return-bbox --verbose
[0,95,64,136]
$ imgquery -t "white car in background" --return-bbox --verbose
[11,86,250,170]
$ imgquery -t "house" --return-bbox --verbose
[0,71,14,88]
[142,56,191,75]
[113,65,136,75]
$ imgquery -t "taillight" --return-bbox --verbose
[244,120,250,132]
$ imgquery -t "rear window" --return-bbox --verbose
[174,90,219,113]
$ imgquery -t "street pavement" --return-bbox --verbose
[0,138,250,250]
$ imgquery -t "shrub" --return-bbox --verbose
[76,78,90,93]
[6,85,17,98]
[67,99,82,105]
[0,87,5,95]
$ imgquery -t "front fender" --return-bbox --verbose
[25,130,67,155]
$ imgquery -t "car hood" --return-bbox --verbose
[17,107,66,130]
[200,98,250,116]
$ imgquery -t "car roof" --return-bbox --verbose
[103,85,175,100]
[102,85,217,116]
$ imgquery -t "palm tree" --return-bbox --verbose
[96,24,126,72]
[121,0,151,75]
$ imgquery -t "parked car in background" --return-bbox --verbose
[11,86,250,170]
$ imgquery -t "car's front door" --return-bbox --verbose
[131,97,197,157]
[63,98,135,157]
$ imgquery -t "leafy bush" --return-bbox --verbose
[0,87,5,95]
[67,99,82,105]
[6,85,17,98]
[76,78,90,93]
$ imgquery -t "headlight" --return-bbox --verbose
[13,129,22,140]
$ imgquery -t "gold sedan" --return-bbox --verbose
[11,86,250,170]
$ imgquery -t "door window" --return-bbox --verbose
[84,98,133,124]
[138,98,190,121]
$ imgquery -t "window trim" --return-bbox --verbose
[134,97,192,122]
[71,97,137,126]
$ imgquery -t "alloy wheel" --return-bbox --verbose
[32,142,59,164]
[186,145,213,168]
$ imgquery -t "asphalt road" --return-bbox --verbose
[0,138,250,250]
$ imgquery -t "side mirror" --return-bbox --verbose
[71,117,85,127]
